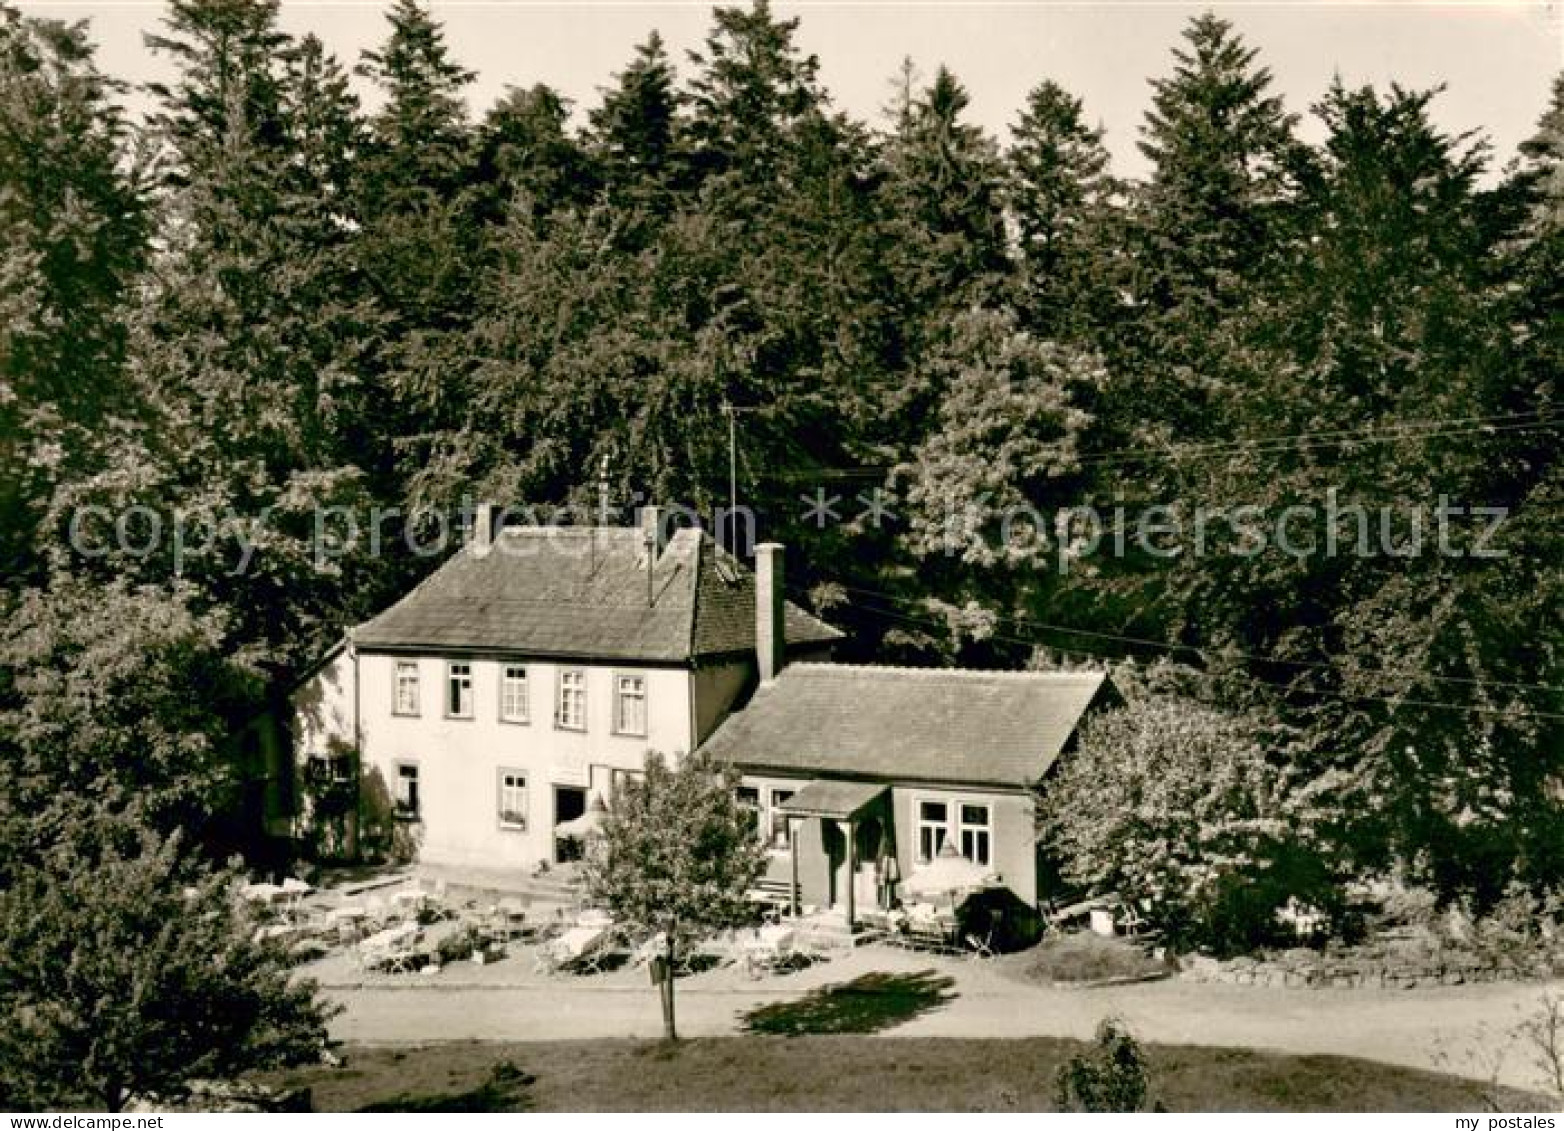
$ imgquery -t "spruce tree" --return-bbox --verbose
[1119,13,1302,442]
[0,4,146,584]
[588,31,687,209]
[1007,79,1120,343]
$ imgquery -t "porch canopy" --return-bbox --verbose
[775,780,887,926]
[778,779,886,820]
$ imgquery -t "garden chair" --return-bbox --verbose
[963,932,997,959]
[741,923,797,978]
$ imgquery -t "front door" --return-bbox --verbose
[554,785,587,862]
[854,817,883,910]
[821,820,847,909]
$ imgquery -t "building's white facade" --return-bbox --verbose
[295,647,751,868]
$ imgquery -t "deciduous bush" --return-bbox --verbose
[1055,1018,1159,1112]
[0,816,336,1111]
[1039,691,1339,954]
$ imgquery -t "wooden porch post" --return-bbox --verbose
[845,817,856,930]
[789,816,800,917]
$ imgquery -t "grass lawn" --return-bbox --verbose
[265,1037,1548,1112]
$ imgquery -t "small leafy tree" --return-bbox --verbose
[582,750,767,1040]
[0,815,336,1111]
[1055,1018,1159,1112]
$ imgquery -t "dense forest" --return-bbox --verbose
[0,0,1560,923]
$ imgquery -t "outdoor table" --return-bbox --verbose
[553,925,609,961]
[360,922,419,952]
[240,881,283,904]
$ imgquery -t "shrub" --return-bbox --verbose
[1039,691,1338,955]
[1055,1018,1160,1112]
[0,817,335,1111]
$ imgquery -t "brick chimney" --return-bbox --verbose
[639,504,666,561]
[755,542,785,684]
[473,502,496,557]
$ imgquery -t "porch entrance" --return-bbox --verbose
[553,785,587,862]
[779,780,890,931]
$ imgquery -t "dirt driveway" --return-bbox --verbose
[319,943,1562,1093]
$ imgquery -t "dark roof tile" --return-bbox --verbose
[353,526,840,662]
[701,664,1116,788]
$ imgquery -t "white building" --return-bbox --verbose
[291,507,839,869]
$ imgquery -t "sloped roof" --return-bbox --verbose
[779,779,888,819]
[702,664,1116,788]
[352,526,841,663]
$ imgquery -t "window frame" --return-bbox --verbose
[392,660,420,717]
[765,787,796,851]
[499,664,529,724]
[611,670,648,737]
[958,802,992,868]
[393,760,420,820]
[915,798,950,865]
[497,767,528,831]
[736,785,761,838]
[445,660,474,719]
[556,668,587,731]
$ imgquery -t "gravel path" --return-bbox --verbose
[319,943,1563,1092]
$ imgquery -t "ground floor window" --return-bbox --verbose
[736,785,761,836]
[915,798,992,866]
[394,762,420,819]
[916,799,949,863]
[959,803,991,867]
[765,788,795,850]
[498,769,527,829]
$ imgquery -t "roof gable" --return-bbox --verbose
[701,664,1116,788]
[352,526,840,662]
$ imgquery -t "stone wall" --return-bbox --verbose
[1181,947,1564,990]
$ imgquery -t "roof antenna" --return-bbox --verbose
[644,519,655,608]
[598,454,611,527]
[721,401,756,554]
[592,453,610,576]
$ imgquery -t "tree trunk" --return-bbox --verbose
[660,925,678,1042]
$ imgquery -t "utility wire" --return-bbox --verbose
[822,581,1564,697]
[760,410,1564,482]
[813,589,1564,722]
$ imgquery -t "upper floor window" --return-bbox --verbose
[446,661,473,718]
[557,669,586,730]
[613,673,647,736]
[393,661,420,716]
[500,665,529,723]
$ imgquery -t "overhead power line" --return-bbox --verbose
[760,409,1564,482]
[809,586,1564,722]
[824,581,1564,697]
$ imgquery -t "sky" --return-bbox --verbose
[18,1,1564,180]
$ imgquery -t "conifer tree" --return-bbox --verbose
[1007,79,1120,343]
[0,4,146,584]
[1118,13,1303,442]
[589,31,686,208]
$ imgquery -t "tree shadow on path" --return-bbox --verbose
[739,969,959,1036]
